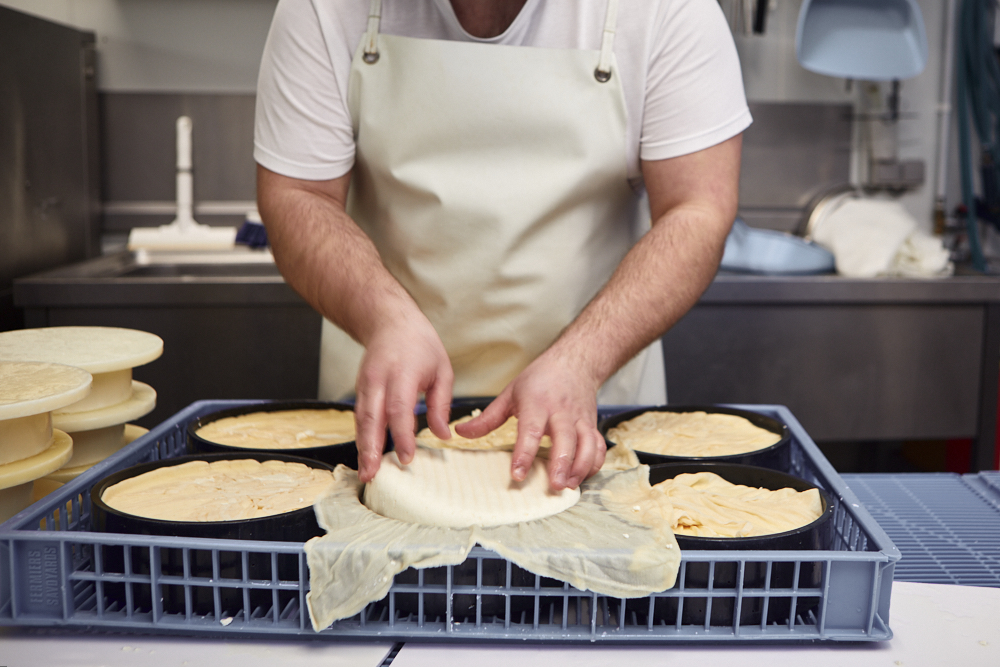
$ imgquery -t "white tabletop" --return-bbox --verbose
[392,582,1000,667]
[1,582,996,667]
[0,632,394,667]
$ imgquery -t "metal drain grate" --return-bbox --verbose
[843,473,1000,587]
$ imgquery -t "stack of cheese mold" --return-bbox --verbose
[90,452,336,615]
[187,401,358,468]
[0,361,90,522]
[635,462,834,627]
[0,327,162,496]
[600,405,791,471]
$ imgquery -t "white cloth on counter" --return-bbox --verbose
[811,197,953,278]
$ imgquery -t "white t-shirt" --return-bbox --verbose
[254,0,752,184]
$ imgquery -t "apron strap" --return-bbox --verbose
[364,0,619,78]
[595,0,619,82]
[363,0,383,64]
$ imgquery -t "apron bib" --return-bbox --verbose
[319,0,666,405]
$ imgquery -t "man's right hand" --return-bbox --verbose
[257,165,454,482]
[355,310,455,482]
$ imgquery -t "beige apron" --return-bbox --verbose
[319,0,666,405]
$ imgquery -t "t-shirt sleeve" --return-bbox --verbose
[254,0,357,181]
[640,0,752,162]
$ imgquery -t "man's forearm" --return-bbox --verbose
[256,166,455,476]
[547,203,730,388]
[256,166,419,346]
[544,136,742,388]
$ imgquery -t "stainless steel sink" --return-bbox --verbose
[13,249,282,283]
[118,263,281,278]
[131,248,278,266]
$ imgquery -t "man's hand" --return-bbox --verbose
[355,311,454,483]
[456,135,742,489]
[455,348,606,491]
[257,165,454,483]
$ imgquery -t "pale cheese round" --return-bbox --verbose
[0,326,163,374]
[606,411,781,458]
[58,368,133,413]
[0,412,53,466]
[0,429,74,491]
[52,381,156,432]
[0,361,92,421]
[101,459,335,522]
[196,408,356,449]
[363,447,579,528]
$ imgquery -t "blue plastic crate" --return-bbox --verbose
[0,402,898,643]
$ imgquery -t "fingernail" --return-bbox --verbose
[551,471,565,488]
[512,465,525,481]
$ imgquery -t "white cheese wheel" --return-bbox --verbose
[0,429,74,492]
[0,413,52,466]
[46,424,148,485]
[62,423,126,468]
[196,408,355,449]
[3,432,74,519]
[0,361,92,421]
[0,327,162,414]
[53,381,155,432]
[606,411,781,458]
[364,447,579,528]
[58,368,133,413]
[101,459,335,522]
[0,326,163,374]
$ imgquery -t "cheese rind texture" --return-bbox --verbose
[364,447,579,528]
[102,459,334,522]
[655,472,823,538]
[606,411,781,457]
[415,413,552,451]
[196,409,355,449]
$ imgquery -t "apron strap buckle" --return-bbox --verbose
[363,0,382,65]
[594,0,618,83]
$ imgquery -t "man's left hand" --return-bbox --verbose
[455,349,606,491]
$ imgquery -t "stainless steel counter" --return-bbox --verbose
[13,250,322,427]
[13,255,1000,470]
[663,272,1000,471]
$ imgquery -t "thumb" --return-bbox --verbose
[454,393,512,439]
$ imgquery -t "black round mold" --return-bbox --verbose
[91,452,334,617]
[633,462,834,628]
[599,405,791,472]
[647,462,834,551]
[187,400,359,469]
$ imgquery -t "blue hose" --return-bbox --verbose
[957,0,1000,271]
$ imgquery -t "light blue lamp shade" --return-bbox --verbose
[796,0,928,81]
